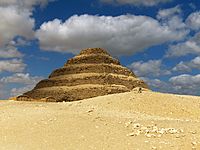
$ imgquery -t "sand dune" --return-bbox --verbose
[0,90,200,149]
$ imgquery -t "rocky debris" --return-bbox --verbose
[86,109,94,113]
[40,97,57,102]
[175,134,181,138]
[151,146,157,149]
[191,142,197,146]
[190,130,197,134]
[125,121,133,127]
[133,123,141,128]
[16,95,33,101]
[16,95,58,102]
[8,97,17,100]
[132,87,151,93]
[127,130,140,137]
[16,48,148,102]
[126,122,184,138]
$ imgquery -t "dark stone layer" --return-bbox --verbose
[65,54,120,65]
[23,85,129,102]
[35,74,147,90]
[49,64,135,78]
[79,48,110,56]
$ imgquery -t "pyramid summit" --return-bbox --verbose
[16,48,148,102]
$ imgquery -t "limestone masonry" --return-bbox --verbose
[16,48,148,102]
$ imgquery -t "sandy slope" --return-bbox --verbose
[0,90,200,150]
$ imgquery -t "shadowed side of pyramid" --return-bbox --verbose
[16,48,148,102]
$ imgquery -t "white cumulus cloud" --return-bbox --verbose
[0,6,35,47]
[186,11,200,30]
[190,56,200,67]
[129,60,170,77]
[143,75,200,95]
[172,61,191,73]
[157,5,181,19]
[0,73,44,98]
[169,74,200,95]
[100,0,172,6]
[0,59,26,73]
[157,6,187,33]
[0,46,23,58]
[166,32,200,57]
[172,56,200,73]
[10,85,33,97]
[0,0,54,9]
[36,14,187,55]
[142,77,171,93]
[0,0,54,65]
[1,73,43,85]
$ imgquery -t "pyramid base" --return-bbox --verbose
[16,84,131,102]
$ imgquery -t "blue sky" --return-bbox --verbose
[0,0,200,99]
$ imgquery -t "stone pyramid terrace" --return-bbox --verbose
[17,48,148,102]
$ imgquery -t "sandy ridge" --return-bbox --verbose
[0,90,200,149]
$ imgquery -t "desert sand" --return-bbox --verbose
[1,90,200,150]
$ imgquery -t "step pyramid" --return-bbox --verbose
[16,48,148,102]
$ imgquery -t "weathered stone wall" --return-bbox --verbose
[17,48,148,102]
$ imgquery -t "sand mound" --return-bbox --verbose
[1,91,200,149]
[16,48,148,102]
